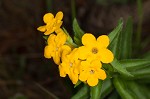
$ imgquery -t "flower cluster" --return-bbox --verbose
[37,11,114,86]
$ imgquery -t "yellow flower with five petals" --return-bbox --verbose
[59,48,80,84]
[78,33,114,63]
[79,60,106,86]
[37,11,63,35]
[44,31,67,65]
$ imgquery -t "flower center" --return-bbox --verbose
[90,70,95,74]
[70,62,73,67]
[56,47,59,51]
[92,47,98,54]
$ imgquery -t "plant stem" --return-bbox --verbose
[136,0,143,49]
[46,0,53,12]
[71,0,76,21]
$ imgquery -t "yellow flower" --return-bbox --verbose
[78,33,114,63]
[37,11,63,35]
[59,48,80,84]
[79,60,106,86]
[44,31,67,65]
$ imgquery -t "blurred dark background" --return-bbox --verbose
[0,0,149,98]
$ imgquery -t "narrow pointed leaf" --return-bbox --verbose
[100,79,113,99]
[131,67,150,78]
[73,18,84,45]
[74,80,82,88]
[63,27,78,47]
[120,17,133,59]
[108,19,123,59]
[111,58,133,77]
[108,18,123,43]
[90,80,103,99]
[127,81,147,99]
[109,32,121,59]
[120,59,150,71]
[113,77,135,99]
[71,84,90,99]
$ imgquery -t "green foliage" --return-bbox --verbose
[100,79,113,98]
[127,81,148,99]
[71,16,150,99]
[90,80,103,99]
[63,27,78,47]
[111,58,133,77]
[119,17,133,59]
[120,59,150,71]
[109,19,133,77]
[74,80,82,88]
[73,18,85,46]
[71,84,90,99]
[113,77,135,99]
[108,19,123,44]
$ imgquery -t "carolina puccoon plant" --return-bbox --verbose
[37,11,150,99]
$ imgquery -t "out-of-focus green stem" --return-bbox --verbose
[90,80,103,99]
[46,0,53,12]
[71,0,76,21]
[35,82,59,99]
[136,0,143,49]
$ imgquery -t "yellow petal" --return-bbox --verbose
[37,26,46,32]
[87,77,98,86]
[82,33,96,46]
[61,45,72,60]
[59,65,66,77]
[61,62,70,74]
[81,61,90,70]
[55,11,63,20]
[69,48,79,61]
[91,60,102,69]
[100,49,114,63]
[55,28,64,34]
[47,34,56,45]
[43,13,54,24]
[69,71,78,84]
[97,35,109,48]
[78,46,89,60]
[44,45,53,58]
[79,71,88,82]
[55,32,67,46]
[53,51,60,65]
[44,28,55,35]
[97,69,106,80]
[74,67,80,74]
[55,21,63,30]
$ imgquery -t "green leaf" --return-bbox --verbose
[120,59,150,71]
[108,18,123,44]
[113,77,135,99]
[136,75,150,83]
[111,58,133,77]
[74,80,82,88]
[108,32,121,59]
[108,19,123,59]
[63,27,78,47]
[100,79,113,99]
[131,67,150,79]
[71,84,90,99]
[43,35,49,40]
[90,80,103,99]
[120,17,133,59]
[73,18,85,46]
[107,91,120,99]
[139,85,150,98]
[127,81,148,99]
